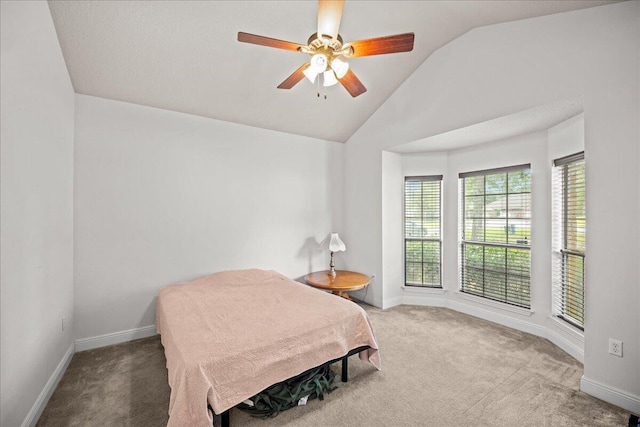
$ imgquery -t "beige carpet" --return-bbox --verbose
[37,305,629,426]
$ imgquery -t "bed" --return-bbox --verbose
[156,269,380,427]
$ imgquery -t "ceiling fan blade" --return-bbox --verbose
[237,32,305,52]
[317,0,344,40]
[277,63,311,89]
[345,33,415,57]
[339,69,367,98]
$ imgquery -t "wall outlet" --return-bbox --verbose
[62,317,65,332]
[608,338,623,357]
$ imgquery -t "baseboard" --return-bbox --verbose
[75,325,158,352]
[21,342,75,427]
[386,291,587,364]
[545,328,584,363]
[545,316,584,363]
[581,376,640,414]
[381,296,403,309]
[400,295,448,307]
[447,299,547,339]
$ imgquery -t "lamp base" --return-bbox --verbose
[329,251,336,277]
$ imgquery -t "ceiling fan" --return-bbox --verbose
[237,0,414,98]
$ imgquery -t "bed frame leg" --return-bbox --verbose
[221,410,230,427]
[341,355,348,382]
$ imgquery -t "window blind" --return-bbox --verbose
[459,165,531,308]
[552,153,585,329]
[404,176,442,287]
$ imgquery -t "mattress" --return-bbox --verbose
[156,269,380,427]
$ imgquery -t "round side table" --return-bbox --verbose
[304,270,370,300]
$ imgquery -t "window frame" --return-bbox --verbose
[404,175,443,288]
[553,152,585,330]
[459,164,532,308]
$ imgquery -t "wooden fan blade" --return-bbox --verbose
[317,0,344,40]
[339,69,367,97]
[345,33,415,57]
[237,32,305,52]
[277,63,311,89]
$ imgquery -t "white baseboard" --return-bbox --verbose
[23,326,158,425]
[545,328,583,363]
[383,291,640,414]
[400,295,448,307]
[22,342,75,427]
[383,289,447,309]
[581,376,640,414]
[447,299,547,338]
[381,296,403,309]
[545,315,584,363]
[75,325,158,352]
[382,293,543,337]
[386,291,585,363]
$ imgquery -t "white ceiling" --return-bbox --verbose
[392,98,584,153]
[48,1,615,143]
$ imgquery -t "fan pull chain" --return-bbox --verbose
[315,74,327,99]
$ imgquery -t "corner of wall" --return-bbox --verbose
[20,343,75,427]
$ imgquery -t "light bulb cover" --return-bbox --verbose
[323,70,338,87]
[303,66,319,83]
[331,57,349,79]
[309,54,328,73]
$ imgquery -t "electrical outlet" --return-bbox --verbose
[608,338,623,357]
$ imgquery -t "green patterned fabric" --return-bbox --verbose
[237,365,337,419]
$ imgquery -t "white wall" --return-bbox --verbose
[446,132,550,324]
[74,95,344,341]
[0,2,75,426]
[395,132,559,337]
[381,151,448,307]
[343,142,383,306]
[344,1,639,412]
[380,151,403,304]
[545,113,586,360]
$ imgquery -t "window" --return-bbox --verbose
[552,152,585,329]
[404,176,442,287]
[459,164,531,308]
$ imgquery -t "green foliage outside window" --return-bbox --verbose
[405,177,442,287]
[461,167,531,308]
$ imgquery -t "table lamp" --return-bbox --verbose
[328,233,346,277]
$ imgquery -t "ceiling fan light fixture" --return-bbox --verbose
[331,57,349,79]
[303,66,319,83]
[238,0,414,98]
[323,70,338,87]
[309,54,328,73]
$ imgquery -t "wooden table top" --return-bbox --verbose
[304,270,371,292]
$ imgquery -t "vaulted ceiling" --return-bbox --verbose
[48,1,616,143]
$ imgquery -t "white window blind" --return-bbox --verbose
[404,176,442,287]
[552,152,585,329]
[459,165,531,308]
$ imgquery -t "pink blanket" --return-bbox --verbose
[156,269,380,427]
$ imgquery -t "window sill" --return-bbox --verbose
[402,286,447,295]
[455,291,534,316]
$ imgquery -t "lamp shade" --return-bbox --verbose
[323,70,338,87]
[331,57,349,79]
[309,54,328,73]
[328,233,346,252]
[303,67,319,83]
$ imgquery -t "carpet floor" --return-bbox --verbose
[36,305,630,426]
